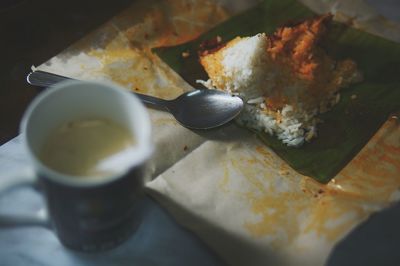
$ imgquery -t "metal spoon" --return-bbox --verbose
[26,71,243,130]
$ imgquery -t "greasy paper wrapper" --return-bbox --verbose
[36,1,400,265]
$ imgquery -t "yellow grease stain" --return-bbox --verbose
[118,0,228,48]
[218,163,230,193]
[244,191,308,245]
[219,120,400,247]
[224,146,309,246]
[86,0,228,100]
[331,119,400,201]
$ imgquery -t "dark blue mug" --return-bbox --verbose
[0,80,153,251]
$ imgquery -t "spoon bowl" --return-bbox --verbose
[166,89,244,129]
[27,71,244,129]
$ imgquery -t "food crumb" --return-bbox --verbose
[318,189,324,194]
[135,87,140,91]
[183,145,188,151]
[351,94,357,100]
[182,51,190,58]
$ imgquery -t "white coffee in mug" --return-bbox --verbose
[39,118,135,178]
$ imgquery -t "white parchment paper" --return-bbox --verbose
[32,1,400,265]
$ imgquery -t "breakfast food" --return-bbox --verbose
[197,14,362,146]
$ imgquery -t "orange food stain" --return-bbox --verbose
[380,141,400,155]
[380,154,400,172]
[85,0,228,100]
[225,149,307,245]
[255,146,275,161]
[332,120,400,202]
[244,190,309,245]
[118,0,228,48]
[230,159,268,194]
[219,119,400,247]
[218,163,231,193]
[302,196,369,242]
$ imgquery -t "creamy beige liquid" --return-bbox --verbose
[39,118,134,178]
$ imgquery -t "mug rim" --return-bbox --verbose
[20,79,153,187]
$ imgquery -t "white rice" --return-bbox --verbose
[197,81,327,147]
[197,33,342,147]
[236,102,319,147]
[221,34,267,95]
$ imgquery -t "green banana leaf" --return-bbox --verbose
[153,0,400,183]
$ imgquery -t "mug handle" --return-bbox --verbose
[0,168,49,227]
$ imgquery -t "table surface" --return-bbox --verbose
[1,1,400,265]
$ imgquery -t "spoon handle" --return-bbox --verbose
[132,92,170,109]
[27,71,170,110]
[27,70,72,87]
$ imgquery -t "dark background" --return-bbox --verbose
[0,0,132,145]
